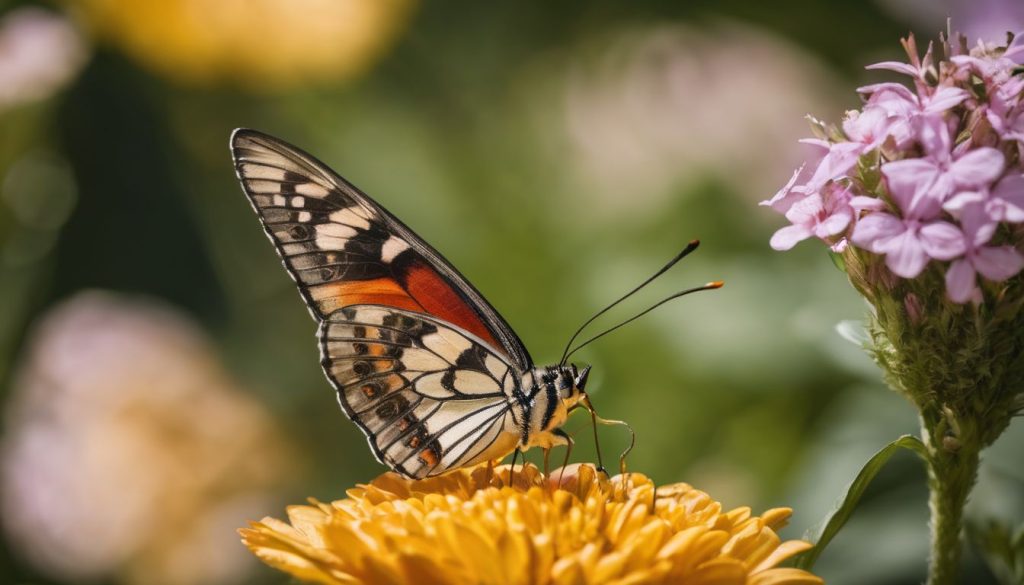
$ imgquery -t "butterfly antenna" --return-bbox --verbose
[563,281,723,364]
[559,240,702,366]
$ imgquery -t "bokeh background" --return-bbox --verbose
[1,1,1023,584]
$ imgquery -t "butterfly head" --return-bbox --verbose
[572,363,591,394]
[549,363,592,415]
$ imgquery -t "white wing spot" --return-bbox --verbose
[315,222,355,249]
[421,331,470,363]
[411,373,454,400]
[291,196,305,208]
[297,211,312,222]
[402,349,450,373]
[484,354,507,378]
[381,236,410,263]
[272,194,286,206]
[296,183,330,198]
[243,165,285,181]
[329,208,371,230]
[453,370,499,394]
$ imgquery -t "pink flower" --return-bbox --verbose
[761,163,809,214]
[945,204,1024,303]
[866,60,926,80]
[769,183,853,251]
[765,29,1024,300]
[843,105,911,152]
[801,142,862,194]
[987,173,1024,222]
[858,83,968,117]
[851,213,966,278]
[883,116,1005,217]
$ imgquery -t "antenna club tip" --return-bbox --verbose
[707,281,725,289]
[688,239,701,247]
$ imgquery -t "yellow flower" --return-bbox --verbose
[63,0,415,90]
[241,463,822,585]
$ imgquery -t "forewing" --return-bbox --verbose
[320,305,522,479]
[231,129,531,369]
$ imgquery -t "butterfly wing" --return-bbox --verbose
[231,129,531,477]
[321,305,522,478]
[231,128,531,370]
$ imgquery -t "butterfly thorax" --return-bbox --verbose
[518,365,583,450]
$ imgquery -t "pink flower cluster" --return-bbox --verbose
[763,32,1024,303]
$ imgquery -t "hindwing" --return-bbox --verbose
[320,305,522,478]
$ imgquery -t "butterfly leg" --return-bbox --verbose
[508,448,520,487]
[542,428,573,477]
[553,428,575,488]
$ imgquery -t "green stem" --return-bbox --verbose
[921,416,980,585]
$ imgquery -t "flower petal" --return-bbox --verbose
[805,143,862,191]
[990,173,1024,222]
[945,259,977,304]
[784,193,823,224]
[973,246,1024,281]
[915,114,952,158]
[850,196,886,211]
[761,164,806,212]
[882,159,939,215]
[769,224,813,251]
[959,203,997,247]
[882,230,929,278]
[942,190,986,214]
[951,147,1005,188]
[923,86,969,113]
[865,61,920,76]
[850,212,905,252]
[919,221,966,260]
[814,207,852,238]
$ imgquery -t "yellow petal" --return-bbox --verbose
[239,463,821,585]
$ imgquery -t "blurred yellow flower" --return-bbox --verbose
[242,463,821,585]
[64,0,416,89]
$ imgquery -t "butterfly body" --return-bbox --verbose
[231,129,589,479]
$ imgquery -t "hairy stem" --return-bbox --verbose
[921,415,980,585]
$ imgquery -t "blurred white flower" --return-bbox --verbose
[0,7,87,112]
[1,291,295,585]
[558,22,840,219]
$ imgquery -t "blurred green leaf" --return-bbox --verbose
[828,250,846,272]
[795,434,929,570]
[968,519,1024,585]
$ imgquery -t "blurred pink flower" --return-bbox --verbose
[0,7,86,111]
[1,291,295,585]
[558,22,841,219]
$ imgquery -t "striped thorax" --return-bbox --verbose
[519,364,591,450]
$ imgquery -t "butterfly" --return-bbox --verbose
[231,129,720,479]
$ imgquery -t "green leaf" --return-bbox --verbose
[968,519,1024,585]
[827,250,846,273]
[794,435,929,570]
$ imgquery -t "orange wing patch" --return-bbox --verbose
[310,261,502,350]
[403,262,501,348]
[309,278,422,315]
